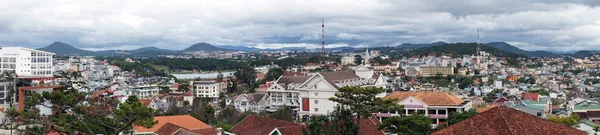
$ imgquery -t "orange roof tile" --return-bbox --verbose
[433,106,587,135]
[383,92,465,106]
[133,115,211,133]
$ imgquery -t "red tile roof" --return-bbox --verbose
[139,99,152,107]
[230,115,302,135]
[523,93,539,101]
[432,106,587,135]
[384,92,465,106]
[134,115,212,134]
[155,122,182,135]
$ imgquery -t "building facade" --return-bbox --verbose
[0,47,54,78]
[378,92,472,127]
[127,85,160,98]
[420,66,454,77]
[191,81,221,98]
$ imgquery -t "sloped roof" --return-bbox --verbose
[523,93,539,101]
[155,123,182,135]
[133,115,211,133]
[231,115,302,135]
[384,92,465,106]
[319,70,360,83]
[245,93,266,103]
[432,106,587,135]
[139,99,153,107]
[277,76,311,89]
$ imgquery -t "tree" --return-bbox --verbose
[178,83,190,93]
[0,71,18,134]
[594,125,600,135]
[447,109,477,125]
[269,107,293,122]
[354,55,363,65]
[378,115,432,135]
[265,68,284,81]
[21,71,156,134]
[234,67,257,86]
[217,106,240,125]
[329,86,403,132]
[548,114,580,127]
[226,78,238,94]
[304,106,359,135]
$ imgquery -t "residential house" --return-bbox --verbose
[127,85,160,98]
[229,114,384,135]
[234,93,269,113]
[133,115,216,135]
[432,106,586,135]
[377,92,472,126]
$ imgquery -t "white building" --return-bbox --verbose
[378,92,472,127]
[0,47,54,78]
[341,56,355,66]
[191,81,221,98]
[126,85,160,98]
[0,79,15,105]
[234,93,269,113]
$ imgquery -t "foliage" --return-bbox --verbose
[216,122,233,132]
[111,60,166,77]
[310,66,333,73]
[354,55,363,65]
[329,86,403,133]
[378,115,432,135]
[548,114,580,127]
[528,89,550,96]
[21,71,157,134]
[447,109,478,125]
[402,43,526,58]
[226,78,238,94]
[217,106,241,125]
[303,106,359,135]
[265,68,284,81]
[234,67,257,87]
[458,77,474,89]
[371,56,391,65]
[269,107,294,122]
[178,83,191,92]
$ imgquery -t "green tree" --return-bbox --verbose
[304,106,359,135]
[217,106,240,125]
[329,86,403,132]
[21,71,156,134]
[265,68,284,81]
[378,115,432,135]
[234,67,257,86]
[447,109,478,125]
[594,125,600,135]
[302,115,329,135]
[548,114,580,127]
[226,78,238,94]
[354,55,363,65]
[178,83,190,93]
[269,107,293,122]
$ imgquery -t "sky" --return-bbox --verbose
[1,0,600,51]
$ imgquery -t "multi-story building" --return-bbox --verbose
[265,76,309,112]
[0,47,54,78]
[126,85,160,98]
[191,81,220,98]
[378,92,472,127]
[420,66,454,77]
[341,56,355,66]
[0,78,15,105]
[234,93,269,113]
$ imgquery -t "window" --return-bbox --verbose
[314,100,319,104]
[314,92,318,96]
[314,108,319,112]
[438,110,447,115]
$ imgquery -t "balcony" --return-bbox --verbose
[428,114,447,119]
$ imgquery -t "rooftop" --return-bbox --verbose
[384,91,465,106]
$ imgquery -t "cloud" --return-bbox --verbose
[0,0,599,51]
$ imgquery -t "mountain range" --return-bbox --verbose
[38,41,598,58]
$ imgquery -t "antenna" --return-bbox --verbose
[321,19,325,58]
[476,28,481,56]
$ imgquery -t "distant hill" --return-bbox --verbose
[570,50,600,58]
[183,43,226,52]
[485,42,559,57]
[38,42,95,56]
[397,41,447,49]
[405,43,526,58]
[217,45,260,51]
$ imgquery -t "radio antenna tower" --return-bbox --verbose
[476,28,481,56]
[321,19,325,58]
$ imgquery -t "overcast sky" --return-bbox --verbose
[1,0,599,51]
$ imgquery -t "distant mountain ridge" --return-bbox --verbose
[397,41,566,57]
[183,42,227,52]
[38,42,95,56]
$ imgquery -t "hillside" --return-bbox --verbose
[404,43,526,58]
[183,43,226,52]
[397,41,447,49]
[38,42,95,56]
[485,42,558,57]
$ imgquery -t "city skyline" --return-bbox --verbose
[1,0,600,51]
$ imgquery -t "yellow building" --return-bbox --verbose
[420,66,454,77]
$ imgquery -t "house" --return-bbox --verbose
[377,92,472,126]
[571,100,600,123]
[229,115,305,135]
[432,106,586,135]
[191,81,221,99]
[523,93,539,101]
[234,93,269,113]
[133,115,216,135]
[265,76,309,112]
[229,114,384,135]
